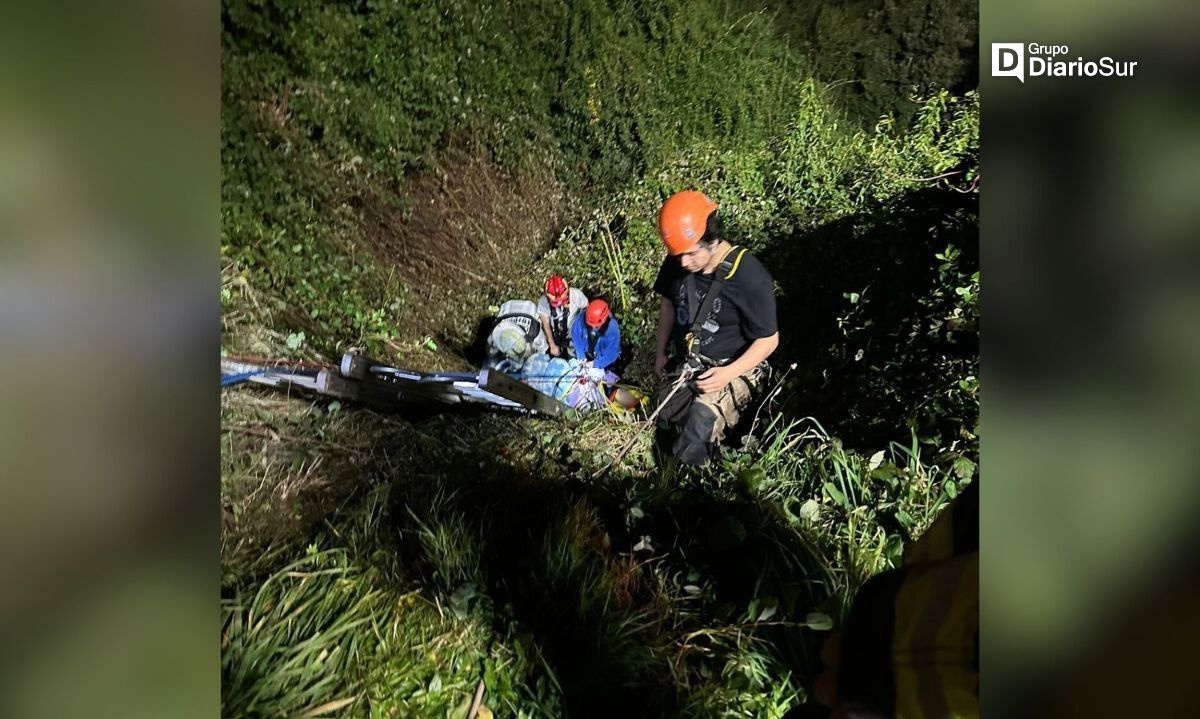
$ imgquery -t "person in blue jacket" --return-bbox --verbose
[571,298,621,374]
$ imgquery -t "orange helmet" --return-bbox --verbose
[545,275,569,307]
[658,190,717,255]
[584,298,611,328]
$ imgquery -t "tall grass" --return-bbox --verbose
[221,553,375,717]
[222,544,564,717]
[221,396,971,716]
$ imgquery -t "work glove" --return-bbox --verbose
[585,366,606,382]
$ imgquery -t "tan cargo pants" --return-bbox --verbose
[657,362,769,465]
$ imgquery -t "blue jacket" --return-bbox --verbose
[571,313,621,370]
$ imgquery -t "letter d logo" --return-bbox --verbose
[992,43,1025,83]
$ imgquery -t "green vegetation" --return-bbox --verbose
[221,0,977,716]
[758,0,978,124]
[223,414,967,716]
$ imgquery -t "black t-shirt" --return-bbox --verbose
[653,247,778,363]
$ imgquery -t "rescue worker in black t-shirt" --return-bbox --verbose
[652,190,779,465]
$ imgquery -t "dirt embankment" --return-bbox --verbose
[357,146,577,359]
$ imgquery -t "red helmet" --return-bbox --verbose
[585,299,611,328]
[545,275,569,307]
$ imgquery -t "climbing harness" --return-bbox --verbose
[683,244,747,359]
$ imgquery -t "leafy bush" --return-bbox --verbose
[762,0,978,124]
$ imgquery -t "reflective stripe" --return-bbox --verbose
[893,553,979,719]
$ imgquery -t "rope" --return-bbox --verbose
[592,369,693,480]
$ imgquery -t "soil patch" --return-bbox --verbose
[357,146,575,354]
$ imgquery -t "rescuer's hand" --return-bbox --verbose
[694,365,735,394]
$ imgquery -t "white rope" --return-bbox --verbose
[592,368,695,479]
